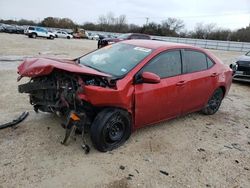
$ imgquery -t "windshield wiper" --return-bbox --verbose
[82,64,107,74]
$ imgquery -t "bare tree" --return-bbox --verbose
[161,17,185,35]
[193,22,216,39]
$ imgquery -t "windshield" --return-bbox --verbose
[117,33,131,39]
[79,43,153,77]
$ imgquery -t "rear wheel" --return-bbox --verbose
[202,88,224,115]
[90,108,131,152]
[49,35,54,40]
[67,36,70,39]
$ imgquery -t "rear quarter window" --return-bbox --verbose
[207,57,214,68]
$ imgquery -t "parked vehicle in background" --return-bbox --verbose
[98,33,151,48]
[230,51,250,82]
[54,30,73,39]
[25,26,55,39]
[17,40,232,152]
[0,24,5,32]
[73,28,88,39]
[88,33,105,40]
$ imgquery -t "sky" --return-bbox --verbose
[0,0,250,31]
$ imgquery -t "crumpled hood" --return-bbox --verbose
[17,58,111,79]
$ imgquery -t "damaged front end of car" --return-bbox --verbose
[17,58,118,153]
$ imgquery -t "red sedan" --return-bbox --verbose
[18,40,233,152]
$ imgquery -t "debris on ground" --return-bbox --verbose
[231,143,245,151]
[119,165,125,170]
[197,148,206,152]
[126,176,132,180]
[159,170,169,176]
[0,111,29,130]
[224,145,233,149]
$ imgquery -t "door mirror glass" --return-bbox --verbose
[141,72,160,84]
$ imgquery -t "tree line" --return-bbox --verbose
[1,13,250,42]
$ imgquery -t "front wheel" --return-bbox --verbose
[202,88,224,115]
[90,108,131,152]
[31,33,37,39]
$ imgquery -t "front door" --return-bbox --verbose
[134,50,183,128]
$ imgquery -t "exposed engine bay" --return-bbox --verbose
[18,70,116,153]
[18,70,112,115]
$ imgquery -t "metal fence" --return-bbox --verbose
[87,30,250,52]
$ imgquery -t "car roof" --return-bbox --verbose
[121,39,202,50]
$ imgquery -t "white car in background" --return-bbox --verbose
[54,31,73,39]
[25,26,55,39]
[86,32,103,40]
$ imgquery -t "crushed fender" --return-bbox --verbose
[0,111,29,130]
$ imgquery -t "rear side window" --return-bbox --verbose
[29,27,34,30]
[184,50,207,73]
[143,50,182,78]
[207,57,214,68]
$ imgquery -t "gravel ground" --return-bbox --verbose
[0,33,249,188]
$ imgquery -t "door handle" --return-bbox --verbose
[211,73,219,77]
[176,80,186,86]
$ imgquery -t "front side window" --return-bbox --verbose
[184,50,207,73]
[79,43,153,77]
[143,50,182,78]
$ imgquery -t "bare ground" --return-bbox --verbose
[0,33,249,188]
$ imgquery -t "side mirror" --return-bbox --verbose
[141,72,160,84]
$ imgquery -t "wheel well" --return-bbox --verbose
[219,86,226,98]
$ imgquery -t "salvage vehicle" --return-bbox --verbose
[97,33,151,48]
[230,51,250,82]
[25,26,55,39]
[17,40,233,152]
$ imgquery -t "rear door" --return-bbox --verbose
[178,49,216,114]
[134,50,182,128]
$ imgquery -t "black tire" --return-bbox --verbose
[49,35,54,40]
[90,108,131,152]
[55,35,58,38]
[67,36,70,39]
[31,33,37,39]
[202,88,224,115]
